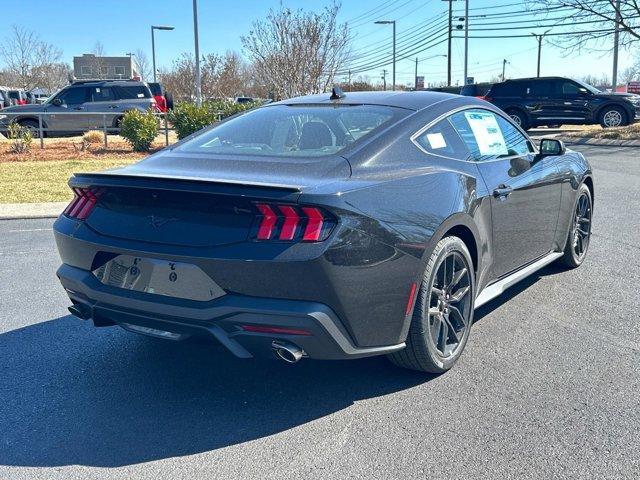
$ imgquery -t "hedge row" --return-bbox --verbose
[167,100,260,140]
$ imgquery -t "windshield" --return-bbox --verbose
[175,104,408,157]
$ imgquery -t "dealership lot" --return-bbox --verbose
[0,144,638,479]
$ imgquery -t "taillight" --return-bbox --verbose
[253,203,335,242]
[63,187,103,220]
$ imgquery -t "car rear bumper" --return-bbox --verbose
[57,262,405,361]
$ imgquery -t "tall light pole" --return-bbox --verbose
[502,59,509,81]
[531,30,551,78]
[193,0,202,106]
[151,25,174,83]
[375,20,396,91]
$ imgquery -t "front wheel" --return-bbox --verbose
[559,184,592,268]
[388,236,475,373]
[599,106,627,128]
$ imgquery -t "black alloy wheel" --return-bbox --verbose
[560,184,592,268]
[389,236,475,373]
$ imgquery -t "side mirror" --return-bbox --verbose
[51,98,63,107]
[539,138,566,156]
[578,87,590,96]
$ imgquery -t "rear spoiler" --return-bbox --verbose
[70,172,302,200]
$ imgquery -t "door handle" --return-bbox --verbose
[73,106,84,110]
[108,105,119,109]
[493,185,513,199]
[563,102,572,105]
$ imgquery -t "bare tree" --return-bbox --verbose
[1,25,63,89]
[88,41,108,78]
[529,1,640,52]
[241,2,350,99]
[134,49,152,81]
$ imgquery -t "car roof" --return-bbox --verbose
[70,80,146,87]
[498,76,571,83]
[270,90,466,111]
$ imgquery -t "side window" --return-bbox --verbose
[413,117,470,160]
[449,109,531,162]
[560,81,580,95]
[115,85,151,99]
[529,80,552,97]
[90,87,115,102]
[57,87,87,105]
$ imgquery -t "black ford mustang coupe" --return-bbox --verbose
[54,90,593,373]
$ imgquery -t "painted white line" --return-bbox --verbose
[7,228,52,233]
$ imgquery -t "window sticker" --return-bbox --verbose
[464,111,508,156]
[137,93,144,98]
[426,132,447,149]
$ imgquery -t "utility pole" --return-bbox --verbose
[612,0,621,91]
[463,0,469,84]
[382,69,387,90]
[531,30,550,78]
[193,0,202,106]
[415,57,418,90]
[442,0,455,86]
[502,59,508,81]
[348,70,351,91]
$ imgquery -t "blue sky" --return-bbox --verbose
[2,0,633,86]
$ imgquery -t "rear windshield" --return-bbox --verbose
[115,85,151,99]
[175,104,408,157]
[147,83,162,96]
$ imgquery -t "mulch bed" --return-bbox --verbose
[0,139,167,163]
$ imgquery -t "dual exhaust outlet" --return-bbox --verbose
[271,340,305,363]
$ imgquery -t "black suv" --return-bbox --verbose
[484,76,640,129]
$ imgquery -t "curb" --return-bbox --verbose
[0,202,67,220]
[555,136,640,147]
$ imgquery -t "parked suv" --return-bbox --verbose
[485,76,640,129]
[0,80,155,137]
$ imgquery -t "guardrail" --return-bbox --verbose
[0,111,176,149]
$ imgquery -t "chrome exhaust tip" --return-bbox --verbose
[272,340,304,363]
[68,304,90,320]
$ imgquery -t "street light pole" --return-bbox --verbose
[502,59,509,81]
[193,0,202,106]
[151,25,175,83]
[374,20,396,91]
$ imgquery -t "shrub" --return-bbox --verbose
[119,109,159,152]
[83,130,103,144]
[168,99,259,139]
[7,122,33,154]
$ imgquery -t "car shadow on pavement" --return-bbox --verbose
[0,315,428,468]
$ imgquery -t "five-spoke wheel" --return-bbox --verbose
[560,183,593,268]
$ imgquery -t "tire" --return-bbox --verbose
[558,183,592,269]
[599,105,627,128]
[17,119,42,138]
[388,236,475,373]
[506,109,529,130]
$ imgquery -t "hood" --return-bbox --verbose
[1,104,45,113]
[88,148,352,191]
[594,91,636,99]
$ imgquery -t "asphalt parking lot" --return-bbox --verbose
[0,144,638,480]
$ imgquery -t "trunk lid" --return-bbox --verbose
[71,151,349,247]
